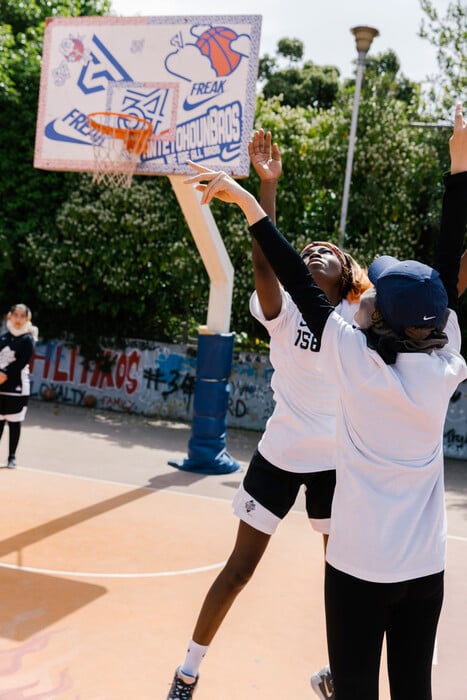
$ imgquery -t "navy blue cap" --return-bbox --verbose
[368,256,448,332]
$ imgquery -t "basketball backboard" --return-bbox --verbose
[34,15,262,177]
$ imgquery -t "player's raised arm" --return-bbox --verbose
[184,161,265,223]
[434,103,467,305]
[248,129,283,319]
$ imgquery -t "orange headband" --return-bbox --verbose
[300,241,348,270]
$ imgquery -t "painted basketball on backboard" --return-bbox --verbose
[34,15,262,178]
[196,26,243,77]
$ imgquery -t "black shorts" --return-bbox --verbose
[0,394,29,420]
[232,449,336,535]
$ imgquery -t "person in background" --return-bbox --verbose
[182,102,467,700]
[166,130,371,700]
[0,304,38,468]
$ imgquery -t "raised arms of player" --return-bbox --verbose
[248,129,283,320]
[458,250,467,296]
[184,162,333,344]
[434,103,467,306]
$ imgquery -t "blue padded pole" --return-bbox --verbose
[168,331,241,474]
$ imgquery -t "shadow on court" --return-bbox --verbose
[0,399,464,698]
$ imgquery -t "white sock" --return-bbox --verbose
[180,639,209,678]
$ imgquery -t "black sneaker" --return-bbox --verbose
[6,456,16,469]
[311,666,334,699]
[166,667,198,699]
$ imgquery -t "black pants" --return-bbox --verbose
[0,420,21,457]
[325,563,444,700]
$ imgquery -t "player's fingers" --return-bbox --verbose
[200,171,226,204]
[453,102,464,129]
[256,128,266,150]
[183,163,219,185]
[184,173,209,184]
[186,159,211,173]
[250,130,261,154]
[272,143,281,160]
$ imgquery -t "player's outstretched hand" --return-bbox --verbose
[450,103,467,175]
[184,161,265,225]
[184,161,248,205]
[248,129,282,183]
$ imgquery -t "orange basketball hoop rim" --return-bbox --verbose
[87,112,153,155]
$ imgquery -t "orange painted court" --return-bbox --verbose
[0,400,465,699]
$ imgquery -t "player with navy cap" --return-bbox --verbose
[182,102,467,699]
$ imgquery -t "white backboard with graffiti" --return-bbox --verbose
[34,15,262,176]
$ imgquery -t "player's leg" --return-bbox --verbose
[7,419,21,468]
[304,469,336,548]
[191,519,271,646]
[325,563,385,699]
[386,572,443,700]
[167,520,271,698]
[167,450,302,699]
[305,469,337,699]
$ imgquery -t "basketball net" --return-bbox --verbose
[87,112,153,188]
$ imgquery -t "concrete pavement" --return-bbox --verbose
[0,399,465,698]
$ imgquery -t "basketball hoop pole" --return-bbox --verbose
[169,175,233,333]
[168,175,241,475]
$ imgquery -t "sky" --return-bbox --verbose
[109,0,452,83]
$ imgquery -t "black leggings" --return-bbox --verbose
[325,563,444,700]
[0,420,21,457]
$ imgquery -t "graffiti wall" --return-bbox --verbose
[444,381,467,459]
[30,338,467,459]
[29,338,275,430]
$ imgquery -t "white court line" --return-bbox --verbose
[17,466,467,538]
[18,465,237,505]
[447,534,467,542]
[5,467,465,583]
[0,560,226,579]
[2,467,232,579]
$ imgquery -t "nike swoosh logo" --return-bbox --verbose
[423,315,436,321]
[45,119,92,146]
[183,94,218,111]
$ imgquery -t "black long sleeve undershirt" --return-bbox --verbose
[249,216,334,348]
[434,171,467,311]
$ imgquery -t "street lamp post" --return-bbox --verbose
[339,25,379,248]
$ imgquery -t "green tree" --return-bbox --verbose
[0,11,457,359]
[354,49,421,110]
[258,37,304,82]
[0,0,110,306]
[21,175,209,358]
[259,38,341,109]
[419,0,467,117]
[201,84,445,347]
[250,96,442,266]
[276,37,304,63]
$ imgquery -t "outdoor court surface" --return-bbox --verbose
[0,401,465,699]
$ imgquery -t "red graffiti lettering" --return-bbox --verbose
[52,345,69,381]
[126,350,139,394]
[115,353,127,390]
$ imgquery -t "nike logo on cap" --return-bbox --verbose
[423,315,436,320]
